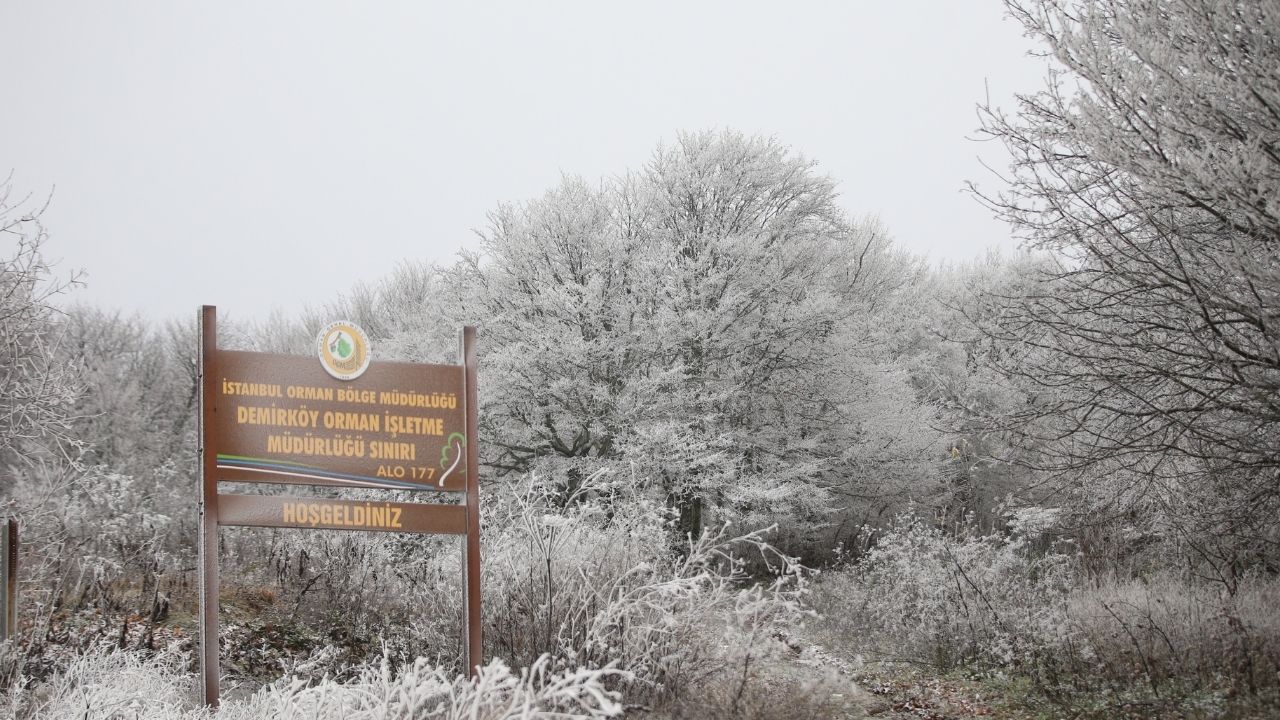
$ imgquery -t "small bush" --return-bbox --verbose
[1054,573,1280,699]
[813,512,1075,671]
[483,469,810,705]
[9,644,204,720]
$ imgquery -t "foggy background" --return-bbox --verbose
[1,1,1043,322]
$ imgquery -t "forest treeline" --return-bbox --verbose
[2,1,1278,718]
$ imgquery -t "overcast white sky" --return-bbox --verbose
[2,2,1047,324]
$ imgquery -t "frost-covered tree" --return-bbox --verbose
[974,0,1280,570]
[0,180,80,465]
[905,253,1048,525]
[464,131,943,539]
[58,308,199,473]
[464,174,655,474]
[636,132,859,533]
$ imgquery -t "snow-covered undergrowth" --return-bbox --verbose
[812,513,1280,702]
[8,646,627,720]
[6,646,203,720]
[236,655,628,720]
[3,470,811,719]
[484,470,809,704]
[816,512,1076,671]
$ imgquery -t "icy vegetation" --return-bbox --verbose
[10,648,627,719]
[3,0,1280,717]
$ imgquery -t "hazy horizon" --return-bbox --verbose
[2,2,1046,323]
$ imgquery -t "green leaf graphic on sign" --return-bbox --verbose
[336,336,352,358]
[441,432,466,468]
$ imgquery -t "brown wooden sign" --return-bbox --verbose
[218,494,467,534]
[214,351,469,493]
[197,306,483,708]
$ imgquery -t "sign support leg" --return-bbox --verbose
[198,305,221,707]
[460,327,483,676]
[1,518,15,643]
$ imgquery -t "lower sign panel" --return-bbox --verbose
[218,494,466,534]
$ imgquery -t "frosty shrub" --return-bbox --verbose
[484,469,810,704]
[815,511,1280,704]
[813,511,1076,671]
[6,646,627,720]
[1052,572,1280,699]
[8,644,205,720]
[233,654,627,720]
[1,460,194,669]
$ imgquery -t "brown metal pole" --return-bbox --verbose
[460,327,483,675]
[2,518,14,643]
[0,519,7,645]
[198,306,221,707]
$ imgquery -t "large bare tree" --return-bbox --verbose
[973,0,1280,576]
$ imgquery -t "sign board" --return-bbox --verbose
[197,306,482,707]
[213,351,469,493]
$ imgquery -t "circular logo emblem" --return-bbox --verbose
[317,320,371,381]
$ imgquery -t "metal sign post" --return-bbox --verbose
[460,326,483,674]
[197,306,483,707]
[197,306,220,707]
[0,518,15,644]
